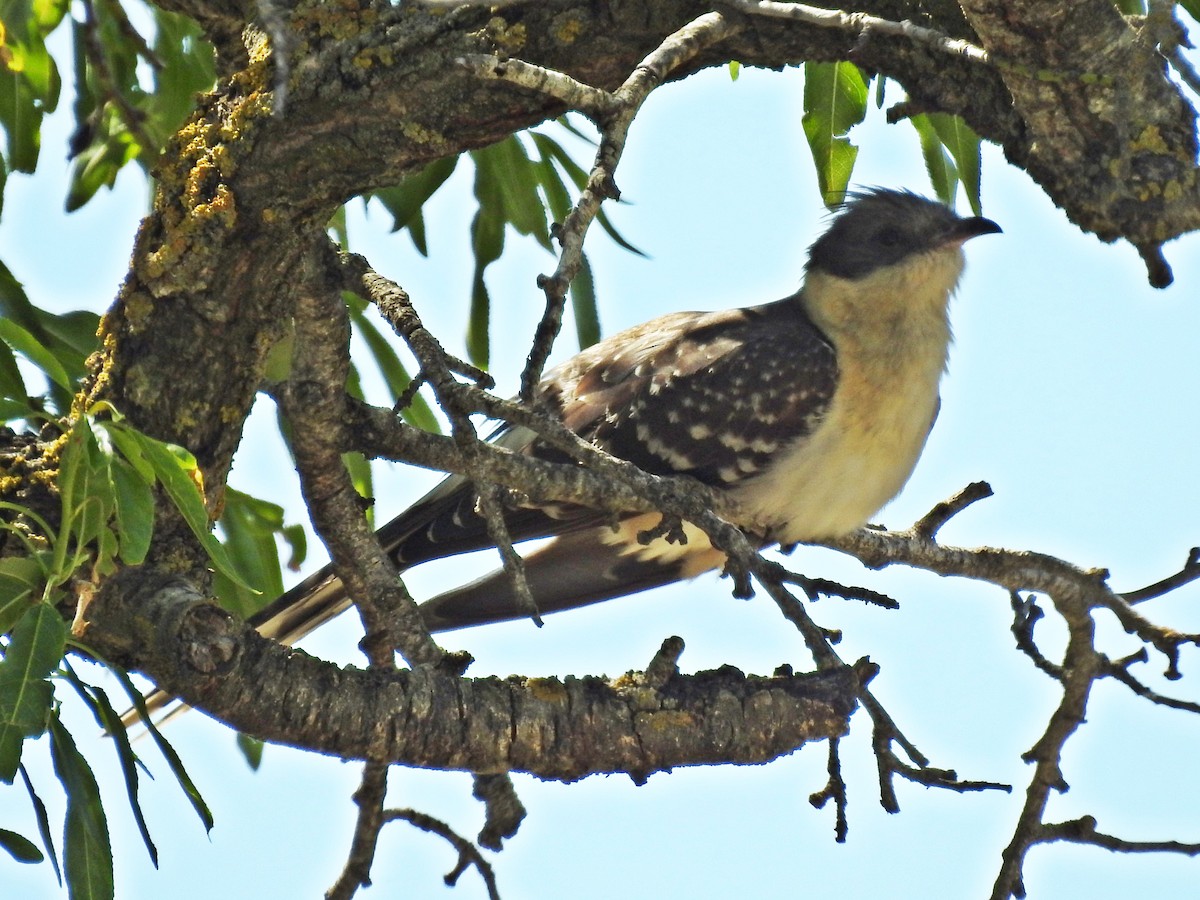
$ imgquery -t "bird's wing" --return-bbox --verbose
[250,297,838,641]
[417,298,841,630]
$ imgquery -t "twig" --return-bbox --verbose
[1010,592,1062,679]
[326,760,389,900]
[1036,814,1200,856]
[807,738,849,842]
[462,12,746,399]
[1100,652,1200,714]
[384,808,501,898]
[730,0,990,65]
[77,0,157,156]
[283,243,442,668]
[912,480,993,540]
[1121,546,1200,604]
[642,636,686,689]
[1145,0,1200,96]
[472,774,527,851]
[344,253,537,625]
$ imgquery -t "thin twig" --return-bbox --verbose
[459,13,746,399]
[1036,814,1200,856]
[345,254,537,624]
[1121,546,1200,604]
[326,760,389,900]
[731,0,990,65]
[384,808,501,899]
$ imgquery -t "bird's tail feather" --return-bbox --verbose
[418,526,717,632]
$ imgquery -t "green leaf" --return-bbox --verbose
[142,9,215,150]
[65,107,138,212]
[59,665,157,867]
[235,732,264,770]
[0,339,30,411]
[1180,0,1200,21]
[802,61,868,205]
[570,252,600,349]
[467,206,504,368]
[0,826,42,862]
[49,712,114,900]
[728,60,741,81]
[108,456,153,565]
[104,424,256,592]
[910,113,958,207]
[372,155,460,256]
[471,136,550,245]
[0,318,72,390]
[56,417,118,581]
[531,132,644,256]
[109,665,213,833]
[212,488,287,619]
[20,763,61,883]
[0,555,48,634]
[0,0,66,174]
[928,113,983,215]
[0,602,66,783]
[341,451,373,522]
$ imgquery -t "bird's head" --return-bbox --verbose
[805,188,1002,281]
[800,189,1001,338]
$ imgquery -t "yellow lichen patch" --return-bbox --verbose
[481,16,527,54]
[637,709,696,732]
[552,16,583,45]
[351,43,396,69]
[526,677,568,703]
[292,0,379,42]
[1131,124,1170,155]
[400,120,447,149]
[121,290,155,334]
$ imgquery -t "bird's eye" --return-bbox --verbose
[874,227,903,247]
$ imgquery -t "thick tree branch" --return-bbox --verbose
[81,573,858,775]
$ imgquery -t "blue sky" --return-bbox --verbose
[4,39,1200,900]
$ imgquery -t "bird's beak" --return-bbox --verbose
[942,216,1003,246]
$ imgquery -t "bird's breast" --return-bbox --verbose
[729,328,947,543]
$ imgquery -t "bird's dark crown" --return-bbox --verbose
[805,188,998,280]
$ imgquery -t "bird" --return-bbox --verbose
[250,188,1001,644]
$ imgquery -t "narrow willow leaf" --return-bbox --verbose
[59,667,158,868]
[108,457,154,565]
[471,136,550,245]
[570,252,600,349]
[346,304,440,433]
[909,113,958,206]
[0,603,66,783]
[531,132,644,256]
[373,155,460,255]
[341,451,374,524]
[0,827,42,862]
[109,666,214,833]
[49,713,114,900]
[105,424,255,591]
[20,764,61,883]
[0,340,30,408]
[0,555,46,635]
[467,207,504,368]
[802,61,868,205]
[928,113,983,215]
[0,319,72,390]
[235,732,264,771]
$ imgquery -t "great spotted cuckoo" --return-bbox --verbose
[250,188,1000,644]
